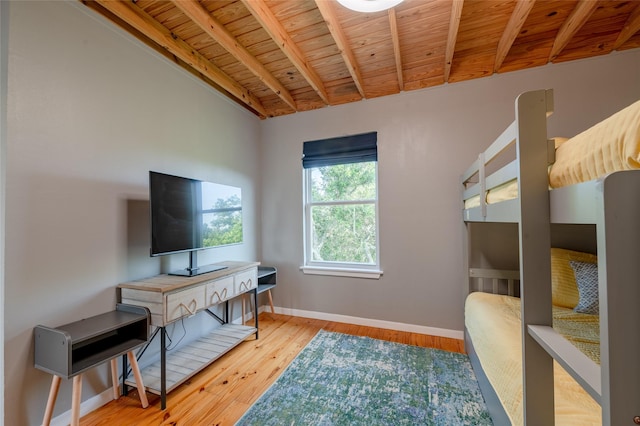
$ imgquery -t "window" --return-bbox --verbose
[302,132,382,279]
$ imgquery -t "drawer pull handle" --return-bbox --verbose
[210,288,228,304]
[179,300,197,317]
[239,279,253,291]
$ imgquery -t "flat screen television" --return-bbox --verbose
[149,171,242,276]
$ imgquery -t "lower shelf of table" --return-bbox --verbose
[257,283,276,294]
[125,323,257,395]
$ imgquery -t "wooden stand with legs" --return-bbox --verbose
[42,352,148,426]
[34,304,150,425]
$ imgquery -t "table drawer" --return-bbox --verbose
[165,286,206,323]
[235,268,257,294]
[205,276,235,306]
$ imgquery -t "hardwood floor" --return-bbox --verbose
[81,313,464,426]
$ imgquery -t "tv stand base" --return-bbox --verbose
[170,263,228,277]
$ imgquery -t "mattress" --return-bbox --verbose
[465,292,601,425]
[549,99,640,188]
[464,179,517,209]
[464,99,640,209]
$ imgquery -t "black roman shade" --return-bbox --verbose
[302,132,377,169]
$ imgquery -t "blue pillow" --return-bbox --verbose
[570,261,599,315]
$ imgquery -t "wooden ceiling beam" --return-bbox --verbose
[242,0,330,105]
[548,0,599,62]
[613,2,640,50]
[444,0,464,82]
[315,0,365,98]
[171,0,297,112]
[494,0,536,72]
[388,8,404,91]
[94,0,267,117]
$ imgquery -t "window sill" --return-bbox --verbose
[300,266,383,279]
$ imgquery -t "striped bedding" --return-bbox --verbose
[464,99,640,209]
[465,292,601,425]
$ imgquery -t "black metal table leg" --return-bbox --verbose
[254,287,259,339]
[161,326,166,410]
[121,353,128,396]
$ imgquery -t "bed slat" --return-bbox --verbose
[462,185,480,200]
[461,157,481,185]
[469,268,519,280]
[461,122,517,186]
[464,197,520,222]
[462,160,518,206]
[469,268,520,295]
[485,121,517,166]
[485,160,518,190]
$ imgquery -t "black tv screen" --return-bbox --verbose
[149,171,242,257]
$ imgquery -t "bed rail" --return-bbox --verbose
[461,89,555,222]
[468,268,519,296]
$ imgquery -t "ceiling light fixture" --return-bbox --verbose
[335,0,405,13]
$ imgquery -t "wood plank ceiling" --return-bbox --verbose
[83,0,640,119]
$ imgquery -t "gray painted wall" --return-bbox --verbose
[3,1,640,424]
[4,2,260,425]
[259,49,640,333]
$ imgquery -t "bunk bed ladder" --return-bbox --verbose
[515,89,555,426]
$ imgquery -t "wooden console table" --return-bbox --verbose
[34,303,150,426]
[118,260,259,409]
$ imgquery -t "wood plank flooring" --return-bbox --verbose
[81,313,464,426]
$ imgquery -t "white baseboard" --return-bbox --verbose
[47,388,114,426]
[51,304,462,424]
[272,306,464,340]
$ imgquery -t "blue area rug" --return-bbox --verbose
[236,330,492,425]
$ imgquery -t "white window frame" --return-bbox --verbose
[301,162,382,279]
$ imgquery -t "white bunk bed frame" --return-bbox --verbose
[461,89,640,426]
